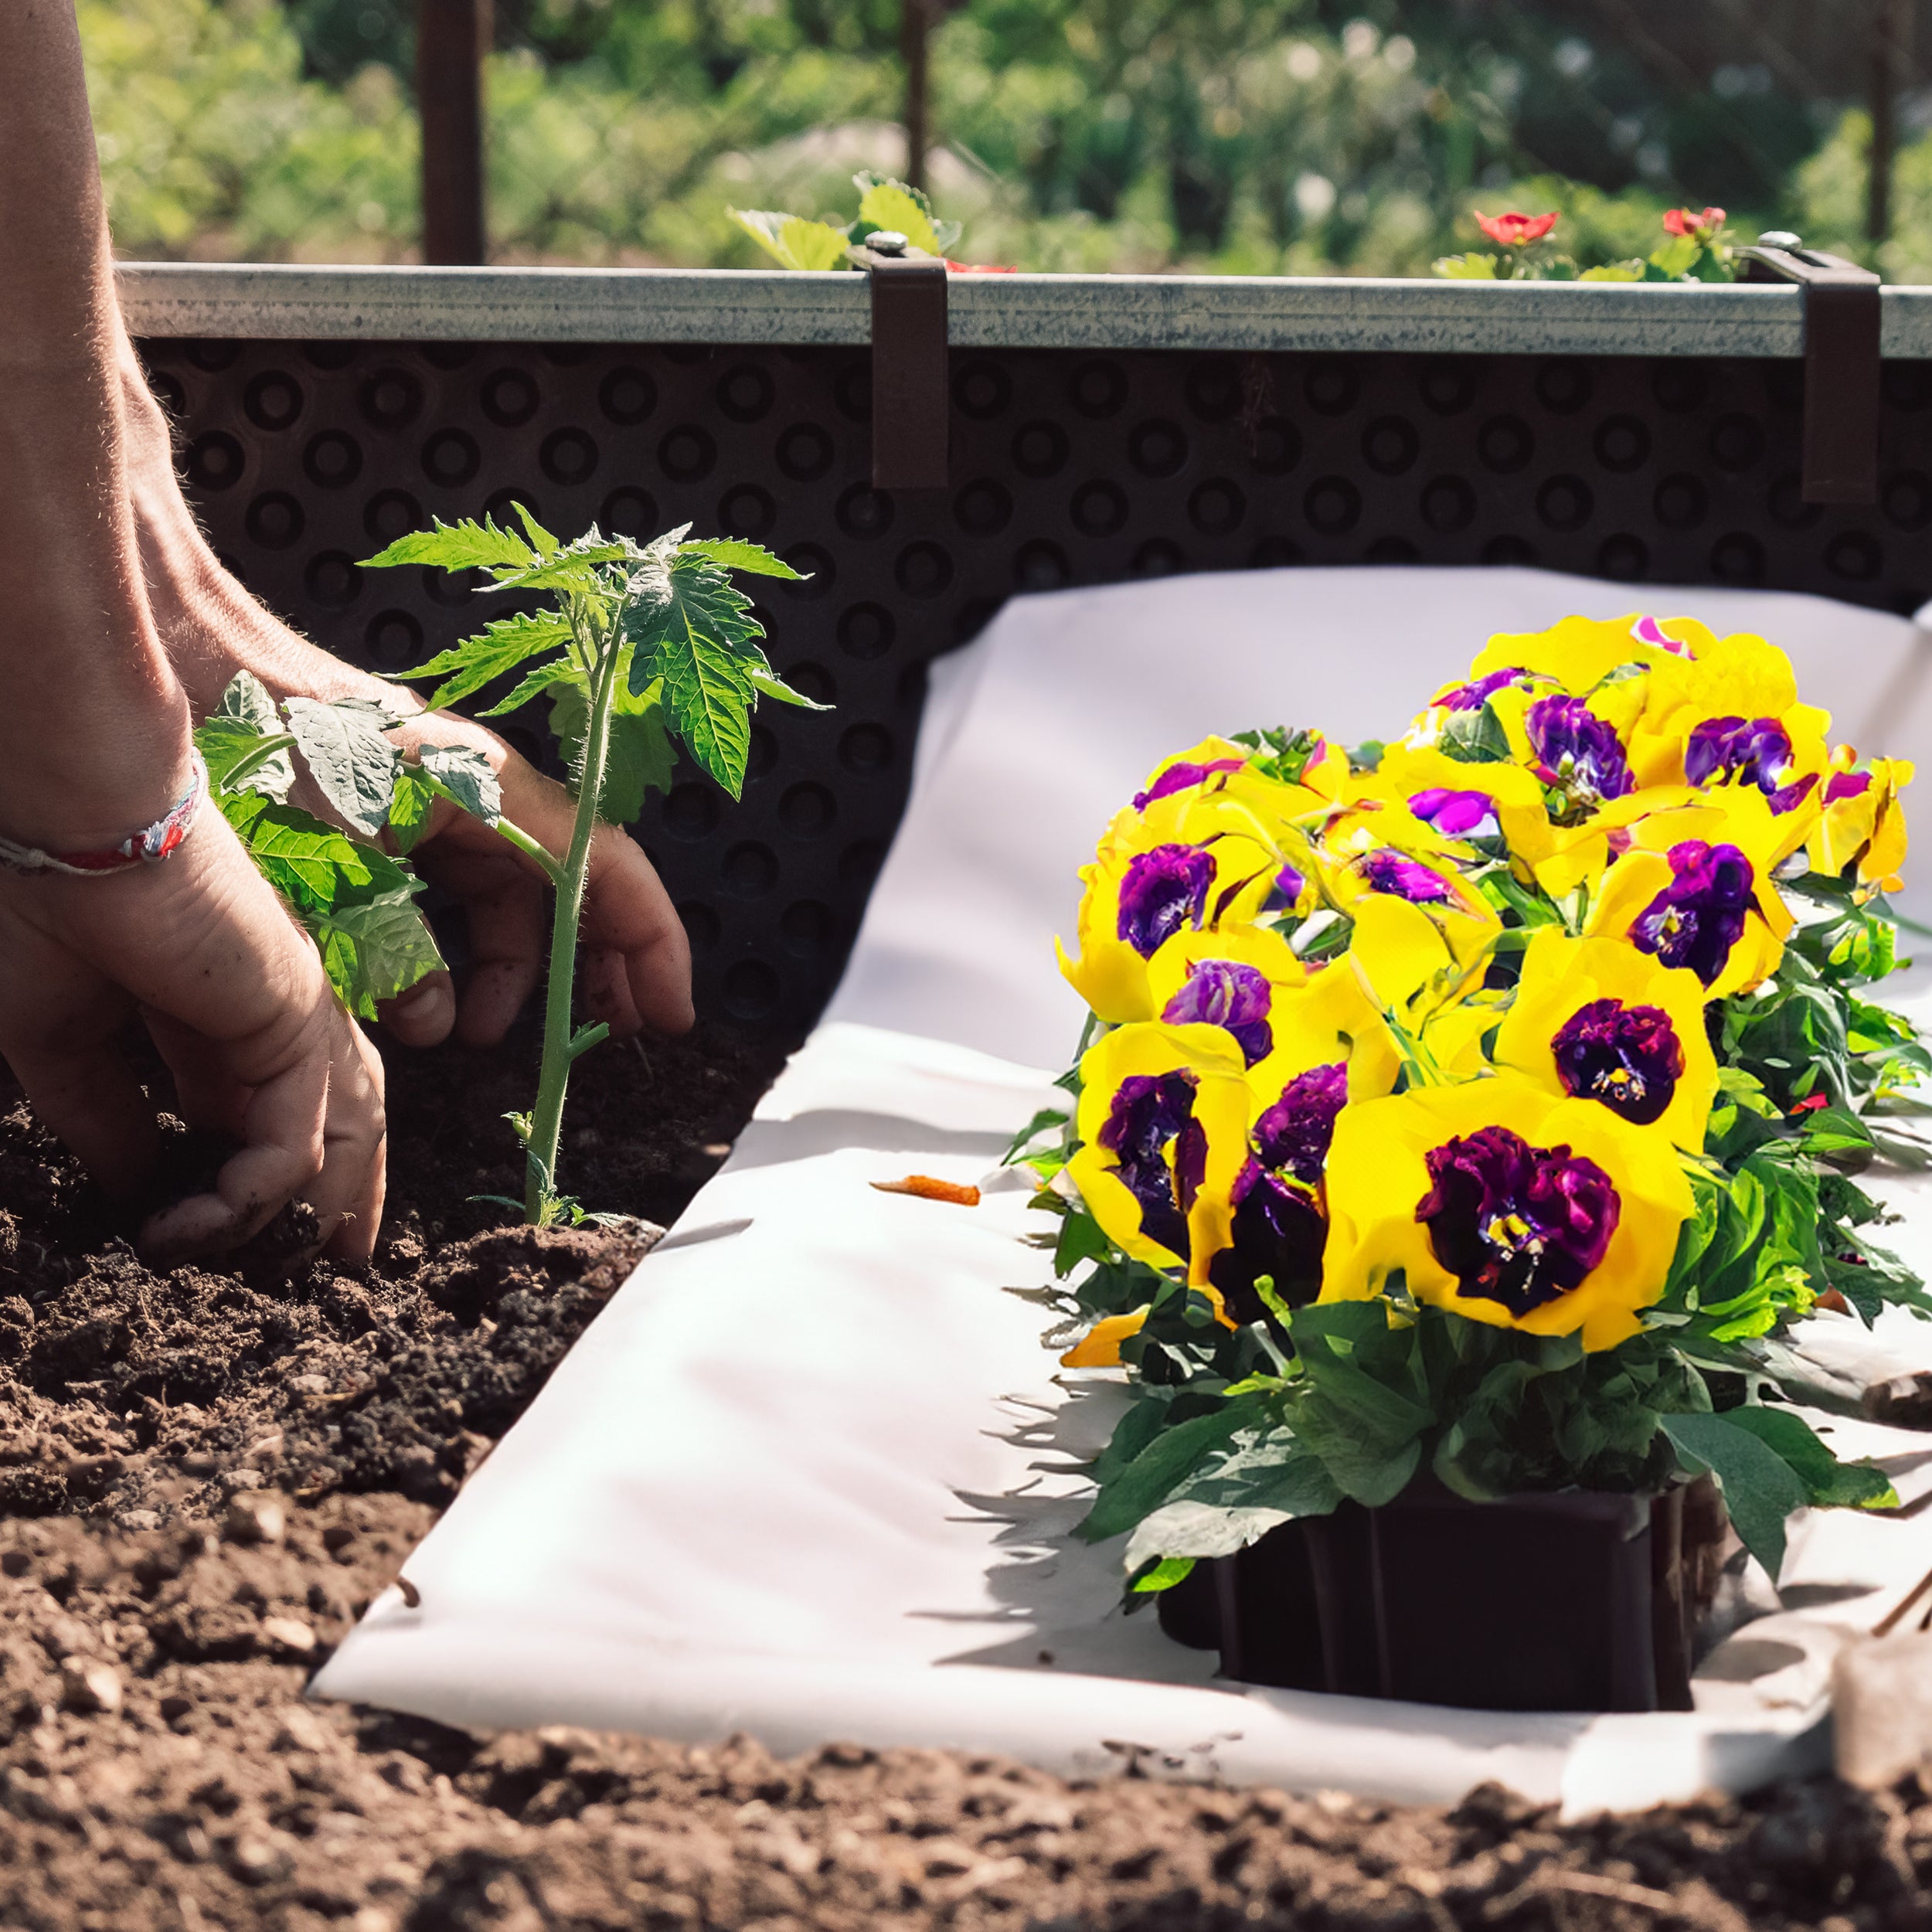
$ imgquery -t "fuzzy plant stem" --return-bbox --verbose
[523,613,623,1221]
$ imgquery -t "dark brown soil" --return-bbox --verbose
[0,1022,1927,1930]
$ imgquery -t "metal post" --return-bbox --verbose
[1868,0,1912,247]
[900,0,930,194]
[418,0,489,265]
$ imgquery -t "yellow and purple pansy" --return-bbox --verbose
[1494,930,1717,1151]
[1066,1022,1252,1281]
[1321,1074,1693,1352]
[1058,791,1285,1022]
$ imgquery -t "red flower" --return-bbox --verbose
[1789,1093,1830,1115]
[1474,209,1559,248]
[1663,206,1725,238]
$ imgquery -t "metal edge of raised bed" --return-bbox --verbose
[112,261,1932,360]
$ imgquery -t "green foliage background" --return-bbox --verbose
[83,0,1928,277]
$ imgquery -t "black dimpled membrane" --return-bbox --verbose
[138,338,1932,1033]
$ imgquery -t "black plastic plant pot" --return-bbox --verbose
[1157,1477,1728,1713]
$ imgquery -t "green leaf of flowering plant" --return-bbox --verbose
[1661,1410,1808,1582]
[1129,1556,1196,1595]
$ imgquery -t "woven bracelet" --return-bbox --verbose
[0,750,210,878]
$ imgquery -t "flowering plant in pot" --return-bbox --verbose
[1012,612,1927,1711]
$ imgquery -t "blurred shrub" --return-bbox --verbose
[84,0,1804,275]
[84,0,416,260]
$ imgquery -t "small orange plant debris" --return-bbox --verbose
[870,1175,981,1206]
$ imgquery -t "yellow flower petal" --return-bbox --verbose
[1060,1308,1148,1368]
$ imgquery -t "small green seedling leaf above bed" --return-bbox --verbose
[727,208,852,271]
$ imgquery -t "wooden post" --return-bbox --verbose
[418,0,489,264]
[1869,0,1912,247]
[900,0,930,195]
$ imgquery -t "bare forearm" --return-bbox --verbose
[0,2,188,845]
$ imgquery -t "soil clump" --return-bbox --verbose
[0,1022,1924,1930]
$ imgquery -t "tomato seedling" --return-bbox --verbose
[363,506,820,1223]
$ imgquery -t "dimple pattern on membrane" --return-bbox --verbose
[143,337,1932,1030]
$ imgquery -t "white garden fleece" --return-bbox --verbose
[315,566,1932,1816]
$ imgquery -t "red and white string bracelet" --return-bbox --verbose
[0,750,209,878]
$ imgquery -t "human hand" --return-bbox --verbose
[119,343,696,1053]
[0,804,387,1262]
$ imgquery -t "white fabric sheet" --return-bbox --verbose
[316,568,1932,1813]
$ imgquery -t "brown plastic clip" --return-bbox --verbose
[866,245,949,491]
[1739,242,1883,505]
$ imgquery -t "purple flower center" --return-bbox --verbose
[1161,960,1274,1066]
[1133,757,1246,811]
[1684,716,1817,813]
[1410,787,1502,840]
[1552,998,1684,1128]
[1117,845,1215,957]
[1827,770,1873,804]
[1208,1063,1348,1321]
[1416,1125,1621,1317]
[1628,839,1754,987]
[1359,848,1453,903]
[1097,1071,1206,1260]
[1526,696,1633,804]
[1440,666,1529,712]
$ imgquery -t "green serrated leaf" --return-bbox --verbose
[660,631,757,798]
[676,539,806,580]
[399,611,576,709]
[361,514,536,573]
[284,697,402,838]
[478,655,579,717]
[388,768,435,854]
[417,743,502,827]
[727,206,852,271]
[512,501,560,557]
[749,666,832,712]
[197,720,298,802]
[216,790,408,916]
[212,669,281,736]
[855,176,941,255]
[483,529,641,595]
[314,886,445,1020]
[626,556,769,796]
